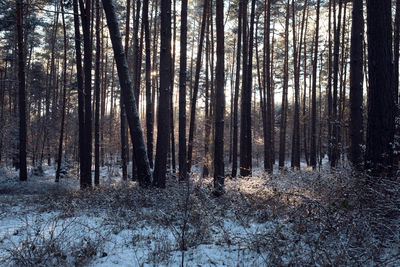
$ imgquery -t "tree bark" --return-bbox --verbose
[17,0,27,181]
[102,0,152,186]
[366,0,395,176]
[214,0,225,195]
[153,0,172,188]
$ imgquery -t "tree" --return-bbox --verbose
[55,0,68,183]
[365,0,395,175]
[94,0,101,185]
[153,0,172,188]
[186,0,209,173]
[214,0,224,195]
[16,0,27,181]
[79,0,93,188]
[349,0,363,170]
[178,0,188,181]
[240,0,251,176]
[279,0,290,168]
[231,0,242,178]
[310,0,320,169]
[102,0,152,186]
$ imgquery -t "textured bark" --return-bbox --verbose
[186,0,209,173]
[366,0,395,175]
[102,0,152,186]
[17,0,27,181]
[153,0,172,188]
[349,0,363,170]
[310,0,320,169]
[231,0,242,178]
[214,0,225,195]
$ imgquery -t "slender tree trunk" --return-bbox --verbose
[232,0,242,178]
[263,0,272,173]
[56,0,68,182]
[214,0,224,195]
[310,0,320,169]
[279,0,290,168]
[186,0,209,173]
[102,0,152,186]
[291,0,300,170]
[79,0,93,188]
[240,0,251,176]
[94,0,101,185]
[17,0,27,181]
[178,0,188,180]
[395,0,400,104]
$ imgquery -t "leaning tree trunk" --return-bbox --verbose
[102,0,152,186]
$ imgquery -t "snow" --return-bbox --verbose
[0,163,399,266]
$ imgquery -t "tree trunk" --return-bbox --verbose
[186,0,209,173]
[56,0,68,182]
[366,0,395,176]
[232,0,242,178]
[349,0,363,170]
[279,0,290,168]
[102,0,152,186]
[79,0,93,188]
[17,0,27,181]
[153,0,172,188]
[240,0,251,176]
[94,0,101,185]
[214,0,225,195]
[310,0,320,169]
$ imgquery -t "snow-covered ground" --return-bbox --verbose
[0,164,399,266]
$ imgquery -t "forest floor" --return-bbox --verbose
[0,163,399,266]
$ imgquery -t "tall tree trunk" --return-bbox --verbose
[366,0,395,176]
[153,0,172,188]
[79,0,93,188]
[263,0,272,173]
[278,0,290,168]
[394,0,400,104]
[331,0,342,168]
[291,0,300,170]
[240,0,251,176]
[310,0,320,169]
[186,0,209,173]
[178,0,188,180]
[350,0,363,170]
[232,0,242,178]
[102,0,152,186]
[17,0,27,181]
[214,0,225,195]
[56,0,68,182]
[94,0,101,185]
